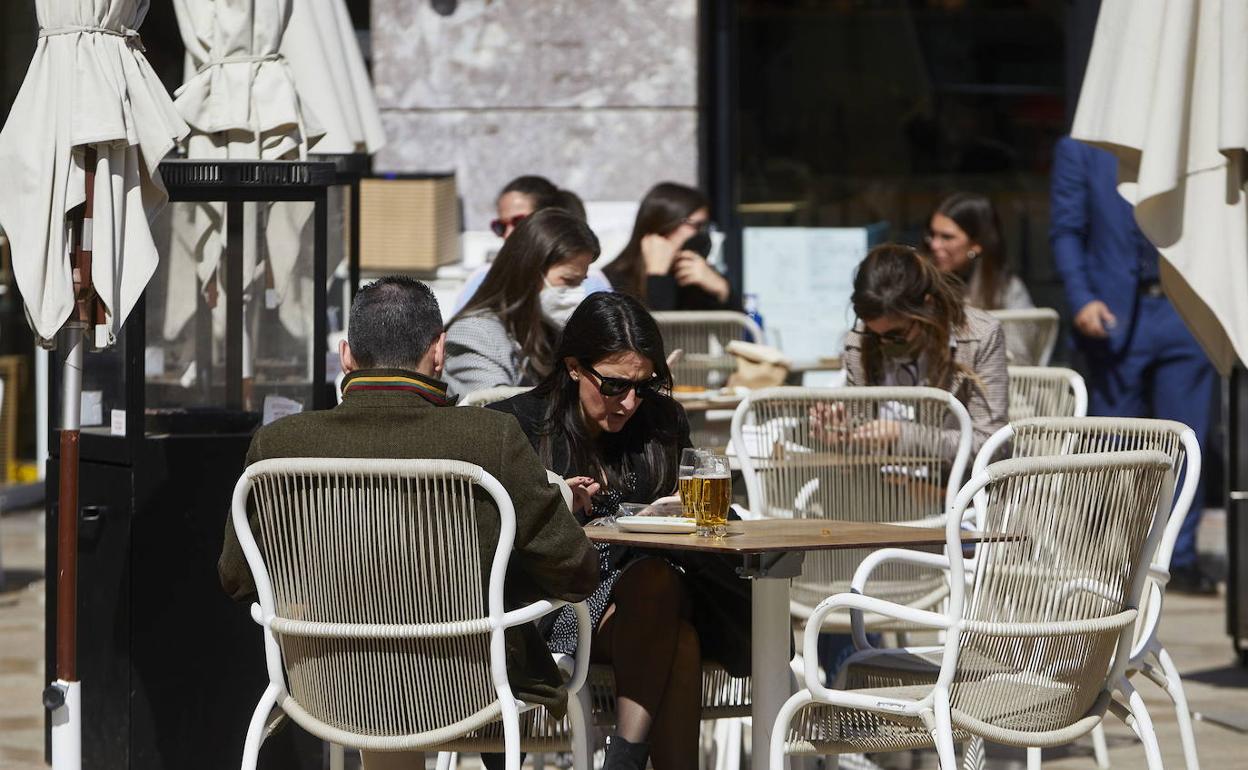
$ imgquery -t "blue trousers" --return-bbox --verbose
[1084,294,1217,568]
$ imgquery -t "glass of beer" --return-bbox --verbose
[692,454,731,537]
[678,448,708,520]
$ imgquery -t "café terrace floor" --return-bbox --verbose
[2,506,1245,769]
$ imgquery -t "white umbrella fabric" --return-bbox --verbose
[1073,0,1248,374]
[166,0,323,345]
[0,3,187,769]
[282,0,386,155]
[0,0,187,345]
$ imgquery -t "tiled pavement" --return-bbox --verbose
[2,507,1245,769]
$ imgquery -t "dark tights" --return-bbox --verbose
[592,557,701,770]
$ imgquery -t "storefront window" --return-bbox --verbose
[730,0,1069,309]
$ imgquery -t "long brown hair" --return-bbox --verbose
[532,292,681,500]
[930,193,1010,309]
[452,208,600,379]
[850,243,973,390]
[604,182,709,302]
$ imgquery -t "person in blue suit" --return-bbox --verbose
[1050,135,1217,593]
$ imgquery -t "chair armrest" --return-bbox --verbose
[802,593,949,696]
[848,549,957,650]
[1147,564,1170,586]
[564,602,592,694]
[502,598,570,628]
[731,503,761,521]
[502,600,592,695]
[546,470,574,513]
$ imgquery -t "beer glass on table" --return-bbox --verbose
[692,454,731,537]
[678,448,708,520]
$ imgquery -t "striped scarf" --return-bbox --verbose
[341,371,454,406]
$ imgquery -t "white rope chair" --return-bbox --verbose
[989,308,1060,366]
[976,417,1203,770]
[651,310,763,390]
[459,385,533,407]
[230,458,592,770]
[773,451,1174,770]
[731,386,973,630]
[1007,366,1088,420]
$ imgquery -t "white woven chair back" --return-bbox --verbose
[459,385,533,407]
[238,458,510,746]
[989,307,1060,366]
[948,451,1170,741]
[990,416,1193,565]
[1006,366,1088,420]
[976,415,1199,656]
[651,311,762,390]
[732,386,971,618]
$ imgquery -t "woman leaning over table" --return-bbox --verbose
[842,242,1009,461]
[489,292,750,770]
[445,208,600,395]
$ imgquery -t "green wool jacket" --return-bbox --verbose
[218,368,600,714]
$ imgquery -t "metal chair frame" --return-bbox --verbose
[231,458,592,770]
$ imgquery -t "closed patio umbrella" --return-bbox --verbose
[1073,0,1248,374]
[165,0,323,346]
[0,2,187,769]
[282,0,385,156]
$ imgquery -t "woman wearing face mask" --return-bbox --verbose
[452,177,613,314]
[445,208,600,395]
[604,182,737,311]
[925,192,1033,310]
[488,293,750,769]
[840,243,1008,461]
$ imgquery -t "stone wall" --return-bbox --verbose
[372,0,699,229]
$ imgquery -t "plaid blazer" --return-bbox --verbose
[842,306,1009,462]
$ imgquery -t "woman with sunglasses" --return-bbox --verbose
[604,181,737,311]
[445,208,600,394]
[489,292,749,769]
[839,243,1008,461]
[925,192,1033,310]
[452,176,613,315]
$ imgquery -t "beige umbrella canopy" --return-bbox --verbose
[0,4,188,768]
[165,0,323,343]
[1073,0,1248,375]
[282,0,386,156]
[0,0,188,345]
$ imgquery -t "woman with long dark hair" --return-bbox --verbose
[842,243,1009,459]
[603,182,736,310]
[445,208,600,394]
[489,292,748,769]
[925,192,1033,310]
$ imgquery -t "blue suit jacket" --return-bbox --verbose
[1049,136,1160,354]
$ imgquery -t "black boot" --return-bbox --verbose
[603,735,650,770]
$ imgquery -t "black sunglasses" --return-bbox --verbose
[859,319,913,346]
[581,363,663,399]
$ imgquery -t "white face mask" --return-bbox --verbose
[540,281,587,327]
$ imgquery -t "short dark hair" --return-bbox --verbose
[347,276,443,370]
[499,175,560,210]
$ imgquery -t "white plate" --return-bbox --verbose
[616,515,696,534]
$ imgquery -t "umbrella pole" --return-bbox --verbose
[45,146,97,770]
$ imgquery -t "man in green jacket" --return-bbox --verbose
[218,276,599,736]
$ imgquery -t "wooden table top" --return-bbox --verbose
[585,518,978,555]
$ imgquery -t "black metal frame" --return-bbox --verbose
[158,159,335,412]
[699,0,742,299]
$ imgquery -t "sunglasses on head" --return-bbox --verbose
[490,213,528,237]
[581,363,663,399]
